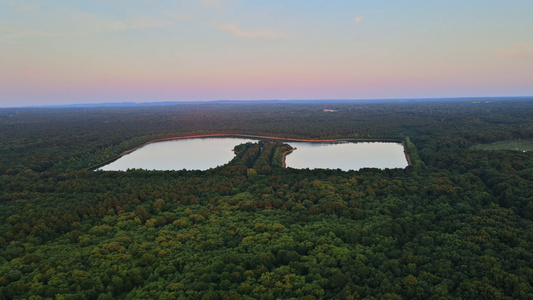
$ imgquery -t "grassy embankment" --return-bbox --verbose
[470,139,533,152]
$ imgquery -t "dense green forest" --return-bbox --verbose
[0,99,532,299]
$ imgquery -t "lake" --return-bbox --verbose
[285,141,408,170]
[97,137,408,171]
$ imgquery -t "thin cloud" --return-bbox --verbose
[123,17,164,30]
[21,4,39,11]
[78,14,163,33]
[0,26,57,38]
[27,69,40,76]
[0,15,163,39]
[164,12,199,25]
[212,23,290,39]
[493,43,533,59]
[200,0,221,8]
[165,10,292,39]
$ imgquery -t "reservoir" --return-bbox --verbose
[285,141,407,170]
[97,137,408,171]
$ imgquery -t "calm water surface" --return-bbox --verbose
[98,137,408,171]
[285,141,408,170]
[98,138,254,171]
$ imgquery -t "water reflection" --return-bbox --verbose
[98,137,253,171]
[285,141,407,171]
[97,137,408,171]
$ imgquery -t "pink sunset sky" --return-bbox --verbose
[1,1,533,107]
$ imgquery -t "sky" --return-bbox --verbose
[1,0,533,107]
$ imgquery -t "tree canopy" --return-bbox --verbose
[0,99,532,299]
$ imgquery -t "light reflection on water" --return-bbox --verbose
[97,137,408,171]
[285,141,408,170]
[98,138,254,171]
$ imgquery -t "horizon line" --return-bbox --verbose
[2,96,533,109]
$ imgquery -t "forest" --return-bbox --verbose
[0,98,532,299]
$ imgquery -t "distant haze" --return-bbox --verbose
[1,1,533,107]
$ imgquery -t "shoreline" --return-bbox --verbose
[402,142,413,166]
[88,134,408,170]
[281,148,296,168]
